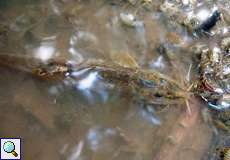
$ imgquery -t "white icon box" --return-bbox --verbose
[0,138,21,160]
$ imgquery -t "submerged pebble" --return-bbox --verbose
[119,13,143,27]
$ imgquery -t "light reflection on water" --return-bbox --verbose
[77,72,98,90]
[63,69,116,105]
[73,71,110,104]
[138,105,161,126]
[33,40,56,62]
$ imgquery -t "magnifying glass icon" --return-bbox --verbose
[3,141,18,157]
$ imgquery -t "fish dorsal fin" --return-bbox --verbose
[110,51,139,68]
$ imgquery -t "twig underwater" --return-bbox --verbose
[0,53,191,107]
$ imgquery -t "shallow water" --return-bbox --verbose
[0,0,229,160]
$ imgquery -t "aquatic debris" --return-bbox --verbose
[193,10,222,36]
[0,53,189,106]
[160,2,222,37]
[196,10,221,31]
[110,51,139,68]
[195,38,230,110]
[182,7,222,37]
[214,146,230,160]
[70,59,189,106]
[0,54,69,81]
[224,148,230,160]
[119,13,143,27]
